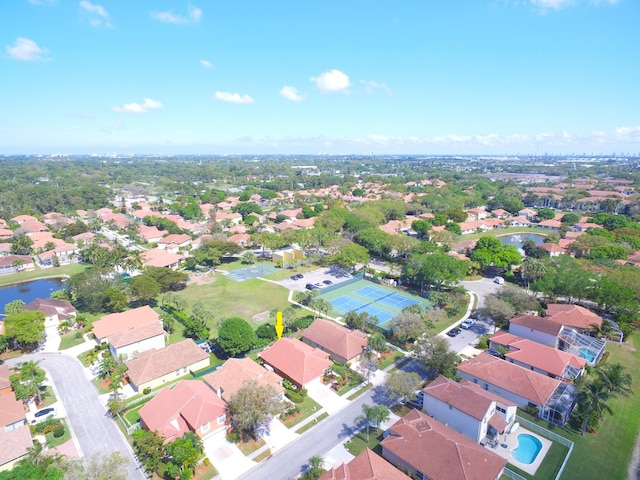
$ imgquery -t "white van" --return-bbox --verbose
[494,276,504,285]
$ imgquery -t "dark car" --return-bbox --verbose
[305,283,317,290]
[295,274,304,279]
[34,407,55,418]
[290,274,299,280]
[322,279,333,285]
[447,328,462,337]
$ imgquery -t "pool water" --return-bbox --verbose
[579,347,596,362]
[512,434,543,464]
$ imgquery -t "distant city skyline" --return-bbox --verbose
[1,0,639,155]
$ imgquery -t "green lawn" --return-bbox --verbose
[58,329,88,350]
[175,275,291,336]
[505,440,569,480]
[39,386,57,408]
[345,429,384,456]
[45,420,71,448]
[282,395,322,429]
[296,412,329,434]
[0,263,87,286]
[558,338,640,480]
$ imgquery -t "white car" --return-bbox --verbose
[460,318,477,329]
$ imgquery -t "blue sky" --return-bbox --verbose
[1,0,639,155]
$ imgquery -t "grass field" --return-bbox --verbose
[0,263,87,286]
[174,274,291,337]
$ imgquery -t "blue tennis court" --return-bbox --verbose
[354,285,419,309]
[330,295,395,324]
[225,263,277,282]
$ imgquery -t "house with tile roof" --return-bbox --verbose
[92,305,162,343]
[139,380,227,443]
[107,322,166,359]
[320,448,411,480]
[23,298,76,329]
[302,319,368,364]
[142,248,184,269]
[0,380,32,471]
[157,234,192,253]
[538,242,567,257]
[546,304,602,330]
[258,338,332,388]
[423,376,517,444]
[508,314,562,347]
[126,339,209,392]
[457,353,577,426]
[381,409,506,480]
[490,331,587,382]
[203,357,285,403]
[0,255,35,275]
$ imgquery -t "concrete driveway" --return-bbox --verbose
[7,353,146,480]
[305,378,348,414]
[204,432,256,480]
[259,418,298,452]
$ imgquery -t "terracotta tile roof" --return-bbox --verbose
[259,338,332,386]
[538,219,562,228]
[424,376,516,422]
[302,319,368,362]
[203,358,284,402]
[109,322,166,349]
[0,392,26,427]
[158,234,191,246]
[139,380,226,443]
[488,412,509,434]
[539,243,566,253]
[0,255,32,268]
[546,304,602,329]
[320,448,411,480]
[509,314,562,336]
[457,353,561,405]
[143,248,184,268]
[127,339,209,387]
[0,426,32,467]
[491,332,587,377]
[92,305,161,341]
[381,409,506,480]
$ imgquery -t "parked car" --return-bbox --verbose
[494,276,504,284]
[295,274,304,279]
[460,318,476,329]
[305,283,318,290]
[322,279,333,285]
[32,407,56,423]
[290,275,299,280]
[447,328,462,337]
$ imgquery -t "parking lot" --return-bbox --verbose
[279,266,353,292]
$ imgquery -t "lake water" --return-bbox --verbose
[498,233,545,248]
[0,278,66,312]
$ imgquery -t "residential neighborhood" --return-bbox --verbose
[0,155,639,480]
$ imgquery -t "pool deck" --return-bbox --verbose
[485,426,552,476]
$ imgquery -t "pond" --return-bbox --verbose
[497,233,545,249]
[0,278,66,312]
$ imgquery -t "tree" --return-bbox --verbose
[368,332,388,354]
[302,456,325,480]
[4,300,25,315]
[561,213,581,225]
[414,333,460,378]
[536,208,556,221]
[10,234,33,255]
[334,243,369,272]
[217,317,256,357]
[343,310,377,332]
[164,432,204,480]
[10,360,46,403]
[577,378,612,436]
[385,371,422,403]
[401,252,468,292]
[597,362,633,397]
[132,429,165,474]
[391,310,427,343]
[129,275,161,304]
[241,252,257,264]
[411,219,432,240]
[4,310,45,350]
[143,267,189,292]
[482,296,515,330]
[228,380,283,437]
[66,452,129,480]
[309,297,333,317]
[357,404,390,441]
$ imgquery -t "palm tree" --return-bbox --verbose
[597,363,633,397]
[578,379,612,436]
[357,404,390,441]
[589,320,618,340]
[308,456,324,472]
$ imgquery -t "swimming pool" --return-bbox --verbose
[512,434,543,464]
[578,347,596,362]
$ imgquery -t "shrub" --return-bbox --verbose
[143,387,151,395]
[285,390,304,403]
[226,429,241,443]
[477,335,490,350]
[203,457,211,467]
[36,418,60,434]
[52,424,65,438]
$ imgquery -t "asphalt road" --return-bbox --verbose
[239,387,379,480]
[7,353,146,480]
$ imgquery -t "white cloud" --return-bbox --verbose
[151,4,202,24]
[360,80,392,96]
[5,37,49,61]
[79,1,112,28]
[279,86,305,102]
[112,98,164,113]
[213,92,255,104]
[200,59,214,69]
[310,69,350,93]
